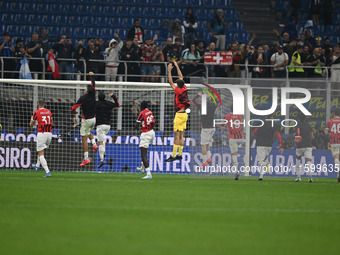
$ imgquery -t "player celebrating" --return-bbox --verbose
[30,99,53,177]
[253,116,284,181]
[192,92,219,169]
[166,61,190,162]
[224,105,244,180]
[135,101,155,179]
[95,92,120,168]
[72,72,98,166]
[294,112,314,182]
[325,108,340,182]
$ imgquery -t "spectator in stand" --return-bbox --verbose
[26,32,43,79]
[95,37,105,81]
[299,20,314,38]
[270,45,289,78]
[151,45,164,82]
[322,37,332,56]
[330,44,340,83]
[141,36,157,82]
[175,37,184,54]
[262,45,270,59]
[284,16,298,39]
[285,0,302,24]
[132,37,143,60]
[120,38,141,82]
[301,45,310,65]
[305,47,326,78]
[196,40,206,63]
[83,40,102,79]
[52,35,76,80]
[39,28,58,56]
[105,33,123,81]
[250,46,269,78]
[74,41,85,78]
[304,30,316,48]
[226,42,243,78]
[207,9,227,51]
[162,19,185,45]
[310,0,322,25]
[183,7,198,48]
[128,19,145,45]
[14,38,30,78]
[182,43,201,78]
[285,37,298,59]
[273,30,290,47]
[288,45,305,78]
[167,44,182,76]
[162,38,173,60]
[0,32,15,78]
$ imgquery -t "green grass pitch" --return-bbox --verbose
[0,170,339,255]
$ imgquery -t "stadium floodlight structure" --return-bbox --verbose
[0,79,250,175]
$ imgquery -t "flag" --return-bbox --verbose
[47,53,60,79]
[19,56,32,79]
[204,51,233,65]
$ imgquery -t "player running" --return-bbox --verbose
[325,108,340,182]
[30,99,53,177]
[135,101,156,179]
[72,72,98,166]
[224,105,244,180]
[166,61,190,162]
[294,112,314,182]
[253,117,284,181]
[95,92,120,168]
[192,92,219,169]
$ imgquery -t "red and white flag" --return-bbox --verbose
[204,51,233,65]
[47,53,60,79]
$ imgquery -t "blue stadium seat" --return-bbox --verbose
[135,7,147,18]
[103,28,113,40]
[227,10,239,21]
[141,18,153,29]
[228,22,239,31]
[55,5,68,15]
[74,16,87,27]
[199,9,212,20]
[313,25,325,36]
[326,25,335,35]
[118,29,127,40]
[333,14,340,24]
[150,0,164,7]
[173,8,185,18]
[107,6,120,17]
[301,0,311,12]
[59,16,69,26]
[92,28,104,38]
[20,26,32,37]
[77,28,90,39]
[275,0,289,11]
[239,32,250,43]
[61,27,76,37]
[97,6,108,16]
[158,30,169,41]
[47,26,61,37]
[120,7,133,17]
[157,8,171,18]
[225,31,233,42]
[197,20,208,31]
[146,7,157,17]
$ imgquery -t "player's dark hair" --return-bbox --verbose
[98,92,105,101]
[87,85,95,95]
[141,101,149,110]
[298,111,306,122]
[176,79,185,88]
[38,99,45,107]
[334,108,340,116]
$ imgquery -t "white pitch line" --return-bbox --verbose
[1,203,339,214]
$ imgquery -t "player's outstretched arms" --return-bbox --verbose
[168,63,176,90]
[173,61,183,80]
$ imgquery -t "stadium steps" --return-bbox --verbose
[232,0,280,45]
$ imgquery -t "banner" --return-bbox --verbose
[204,51,233,65]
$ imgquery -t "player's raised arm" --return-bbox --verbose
[89,72,96,90]
[275,130,284,153]
[29,116,35,127]
[173,60,183,80]
[110,93,121,108]
[168,63,176,91]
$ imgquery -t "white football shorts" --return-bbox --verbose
[96,124,110,142]
[80,117,96,137]
[139,130,155,148]
[36,132,52,152]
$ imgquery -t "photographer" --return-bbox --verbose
[0,32,15,78]
[52,35,76,80]
[151,45,164,82]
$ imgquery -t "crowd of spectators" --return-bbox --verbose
[0,6,339,82]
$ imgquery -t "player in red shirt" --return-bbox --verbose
[166,61,190,162]
[135,101,155,179]
[224,105,244,180]
[30,99,53,177]
[325,108,340,182]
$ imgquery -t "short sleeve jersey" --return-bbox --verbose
[33,108,53,133]
[137,108,155,133]
[327,117,340,144]
[224,113,244,139]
